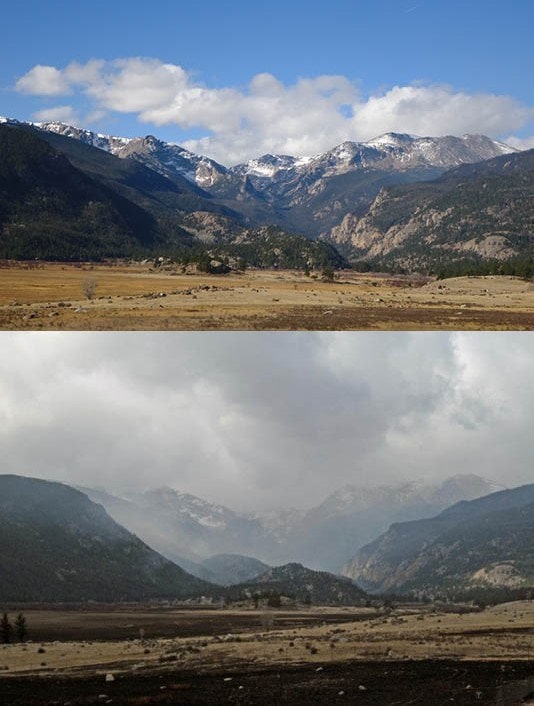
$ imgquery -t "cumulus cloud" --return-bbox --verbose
[32,105,80,125]
[0,332,533,512]
[16,65,71,96]
[16,60,104,96]
[350,85,531,141]
[503,135,534,151]
[15,57,534,164]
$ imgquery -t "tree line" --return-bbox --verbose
[1,612,27,643]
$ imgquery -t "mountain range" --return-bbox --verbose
[0,474,368,604]
[342,483,534,599]
[1,115,527,272]
[29,121,511,235]
[2,473,532,604]
[80,474,501,575]
[0,120,343,269]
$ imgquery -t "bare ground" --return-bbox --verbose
[1,602,534,704]
[1,262,533,330]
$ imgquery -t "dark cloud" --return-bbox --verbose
[0,332,532,510]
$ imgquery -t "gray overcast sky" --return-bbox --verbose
[0,332,532,512]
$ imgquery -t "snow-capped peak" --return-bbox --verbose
[32,120,133,154]
[234,153,300,178]
[365,132,418,148]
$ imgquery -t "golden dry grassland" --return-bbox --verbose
[1,602,533,679]
[1,262,533,330]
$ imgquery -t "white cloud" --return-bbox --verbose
[350,85,531,141]
[14,58,534,164]
[503,135,534,151]
[32,105,80,125]
[16,65,71,96]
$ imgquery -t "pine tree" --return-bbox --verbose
[1,613,13,644]
[14,613,27,642]
[267,590,281,608]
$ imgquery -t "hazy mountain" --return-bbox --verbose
[0,475,216,602]
[200,554,270,586]
[342,483,534,597]
[81,485,282,574]
[283,474,502,572]
[330,148,534,270]
[228,563,367,605]
[82,475,500,574]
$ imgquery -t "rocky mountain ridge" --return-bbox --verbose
[1,115,526,270]
[82,474,502,575]
[329,148,534,269]
[28,118,516,240]
[342,483,534,598]
[0,122,342,268]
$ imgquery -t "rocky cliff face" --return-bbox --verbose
[329,149,534,269]
[342,483,534,596]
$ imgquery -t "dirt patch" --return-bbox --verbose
[6,607,367,642]
[2,660,533,705]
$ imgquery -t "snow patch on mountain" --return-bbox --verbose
[30,119,516,196]
[130,486,233,530]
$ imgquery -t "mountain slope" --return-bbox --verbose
[0,125,173,260]
[30,125,236,221]
[0,120,345,267]
[0,475,216,602]
[282,474,501,572]
[228,563,367,605]
[330,148,534,270]
[343,483,534,596]
[228,134,513,237]
[200,554,270,586]
[82,485,277,570]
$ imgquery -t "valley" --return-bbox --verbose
[1,602,533,704]
[1,119,532,282]
[1,262,533,331]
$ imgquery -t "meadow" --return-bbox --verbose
[1,601,533,704]
[1,262,534,330]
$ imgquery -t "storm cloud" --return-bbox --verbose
[0,332,532,511]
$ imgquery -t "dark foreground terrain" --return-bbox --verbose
[3,660,534,705]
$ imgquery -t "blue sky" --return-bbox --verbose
[1,0,533,163]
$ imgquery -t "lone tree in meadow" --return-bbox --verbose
[83,276,98,300]
[15,613,27,642]
[1,613,13,644]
